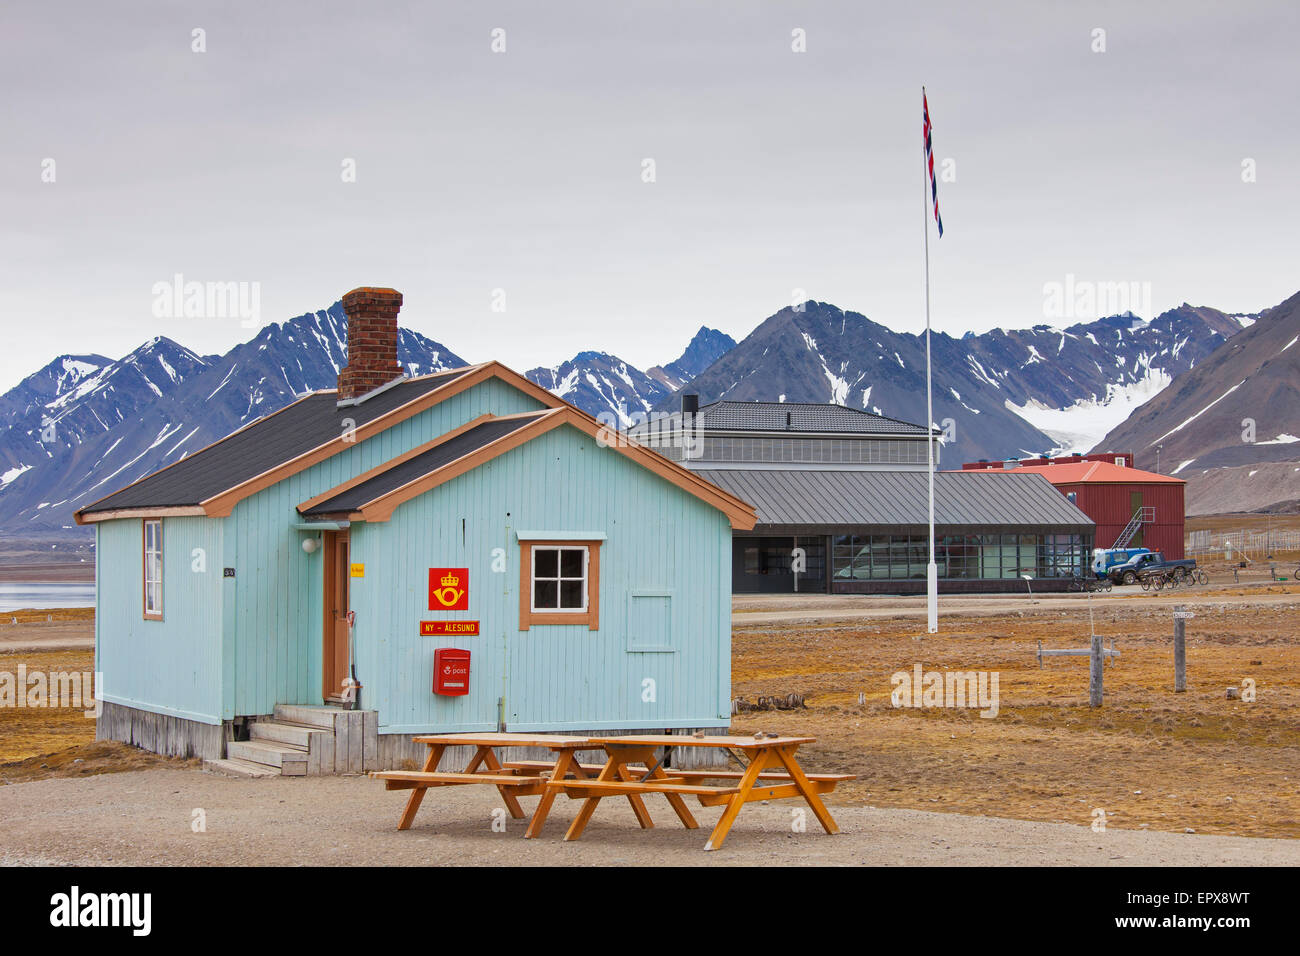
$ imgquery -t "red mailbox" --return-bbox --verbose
[433,648,470,696]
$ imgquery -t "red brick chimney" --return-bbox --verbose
[338,287,404,401]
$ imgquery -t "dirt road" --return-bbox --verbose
[0,768,1295,866]
[0,621,93,653]
[732,582,1300,625]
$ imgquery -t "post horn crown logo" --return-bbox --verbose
[431,570,466,608]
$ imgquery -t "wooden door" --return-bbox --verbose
[322,531,351,702]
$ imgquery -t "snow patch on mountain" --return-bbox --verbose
[1005,368,1172,453]
[967,357,1001,388]
[1,464,32,487]
[1153,379,1247,445]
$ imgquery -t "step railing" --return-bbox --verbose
[1112,506,1155,549]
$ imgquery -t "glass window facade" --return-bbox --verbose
[832,533,1087,580]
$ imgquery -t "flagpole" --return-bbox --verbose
[922,86,938,635]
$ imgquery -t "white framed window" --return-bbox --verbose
[531,545,588,612]
[143,518,163,619]
[518,538,601,630]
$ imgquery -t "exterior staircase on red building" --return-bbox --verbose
[1112,506,1155,549]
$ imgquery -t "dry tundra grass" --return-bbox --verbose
[2,588,1298,842]
[731,587,1300,839]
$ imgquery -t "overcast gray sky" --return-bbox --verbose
[2,0,1296,392]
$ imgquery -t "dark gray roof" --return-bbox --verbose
[697,401,933,436]
[301,413,547,515]
[80,370,472,513]
[697,469,1095,533]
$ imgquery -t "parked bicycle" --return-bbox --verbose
[1141,566,1207,590]
[1070,574,1112,593]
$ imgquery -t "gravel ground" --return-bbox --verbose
[1,768,1296,866]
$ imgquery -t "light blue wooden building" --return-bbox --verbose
[76,288,755,774]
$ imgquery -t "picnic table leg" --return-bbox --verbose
[397,743,446,830]
[773,746,839,836]
[481,748,528,819]
[645,764,698,830]
[564,751,626,842]
[524,749,577,840]
[462,745,490,774]
[617,764,656,830]
[703,748,772,851]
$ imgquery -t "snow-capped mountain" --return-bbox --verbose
[0,291,1273,539]
[524,327,737,427]
[526,351,672,427]
[661,301,1244,466]
[645,327,736,390]
[0,302,465,536]
[0,353,112,420]
[0,339,214,494]
[1095,290,1300,480]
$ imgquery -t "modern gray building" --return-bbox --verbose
[631,397,1095,594]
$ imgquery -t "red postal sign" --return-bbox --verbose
[420,620,479,637]
[428,568,469,611]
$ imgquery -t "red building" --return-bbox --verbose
[957,459,1185,559]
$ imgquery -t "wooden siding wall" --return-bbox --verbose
[351,423,733,734]
[1072,482,1186,559]
[224,378,545,718]
[94,515,224,724]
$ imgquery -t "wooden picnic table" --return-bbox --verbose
[553,734,854,851]
[370,732,667,839]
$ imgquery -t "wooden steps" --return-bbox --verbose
[227,739,309,775]
[272,704,342,730]
[209,705,378,777]
[202,757,282,779]
[250,720,327,749]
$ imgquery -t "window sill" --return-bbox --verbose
[523,611,597,628]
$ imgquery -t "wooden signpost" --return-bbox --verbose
[1089,634,1104,707]
[1173,604,1193,693]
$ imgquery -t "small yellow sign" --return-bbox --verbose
[350,563,365,578]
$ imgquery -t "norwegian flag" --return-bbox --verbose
[923,91,944,237]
